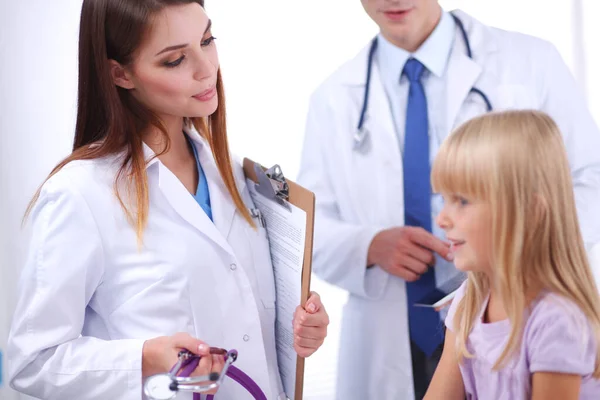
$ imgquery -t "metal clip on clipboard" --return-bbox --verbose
[253,163,291,212]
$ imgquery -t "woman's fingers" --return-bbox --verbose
[191,353,219,395]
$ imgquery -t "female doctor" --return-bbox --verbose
[7,1,329,399]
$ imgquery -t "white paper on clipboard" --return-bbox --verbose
[247,179,306,399]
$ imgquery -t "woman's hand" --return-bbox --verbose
[142,332,224,394]
[293,292,329,358]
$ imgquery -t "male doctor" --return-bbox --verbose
[297,0,600,399]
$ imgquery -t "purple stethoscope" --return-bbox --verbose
[143,348,267,400]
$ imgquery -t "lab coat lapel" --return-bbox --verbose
[444,51,482,132]
[157,162,235,256]
[146,136,235,257]
[445,9,498,130]
[187,129,239,244]
[360,62,398,152]
[345,53,403,225]
[369,82,404,224]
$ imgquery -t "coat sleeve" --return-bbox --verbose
[7,174,145,400]
[538,41,600,250]
[297,88,390,299]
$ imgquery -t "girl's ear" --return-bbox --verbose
[109,60,135,90]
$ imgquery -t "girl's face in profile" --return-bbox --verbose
[436,193,493,274]
[114,3,219,124]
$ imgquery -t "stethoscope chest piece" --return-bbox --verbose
[144,374,178,400]
[353,125,372,154]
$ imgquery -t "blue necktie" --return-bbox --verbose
[402,58,443,356]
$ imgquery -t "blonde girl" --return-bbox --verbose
[424,110,600,400]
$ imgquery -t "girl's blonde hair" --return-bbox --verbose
[431,110,600,376]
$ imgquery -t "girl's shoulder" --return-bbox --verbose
[524,292,593,345]
[444,280,470,331]
[524,292,597,375]
[528,292,589,328]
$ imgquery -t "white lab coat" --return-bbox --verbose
[298,10,600,400]
[7,127,286,400]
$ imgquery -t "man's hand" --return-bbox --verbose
[367,226,452,281]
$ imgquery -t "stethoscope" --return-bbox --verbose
[143,348,267,400]
[354,13,493,152]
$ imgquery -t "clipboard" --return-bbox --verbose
[243,158,315,400]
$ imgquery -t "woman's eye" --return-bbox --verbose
[164,56,185,68]
[201,36,217,47]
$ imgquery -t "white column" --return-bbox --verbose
[582,0,600,126]
[0,1,82,398]
[572,0,588,98]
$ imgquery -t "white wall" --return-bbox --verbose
[582,0,600,124]
[1,1,81,399]
[0,1,597,399]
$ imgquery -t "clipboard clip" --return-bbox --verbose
[249,208,267,228]
[253,163,291,211]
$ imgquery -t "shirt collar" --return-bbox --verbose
[376,10,455,85]
[142,124,208,171]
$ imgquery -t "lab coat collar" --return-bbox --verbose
[414,10,455,78]
[339,9,498,86]
[376,10,455,83]
[450,9,499,57]
[142,124,240,257]
[443,10,499,130]
[185,125,242,244]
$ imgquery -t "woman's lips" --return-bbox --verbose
[193,87,217,102]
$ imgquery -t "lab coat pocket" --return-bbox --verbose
[247,226,277,310]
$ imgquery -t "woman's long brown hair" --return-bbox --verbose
[25,0,254,239]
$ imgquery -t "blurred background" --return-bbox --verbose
[1,1,600,398]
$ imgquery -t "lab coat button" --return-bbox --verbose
[230,263,237,271]
[243,334,250,342]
